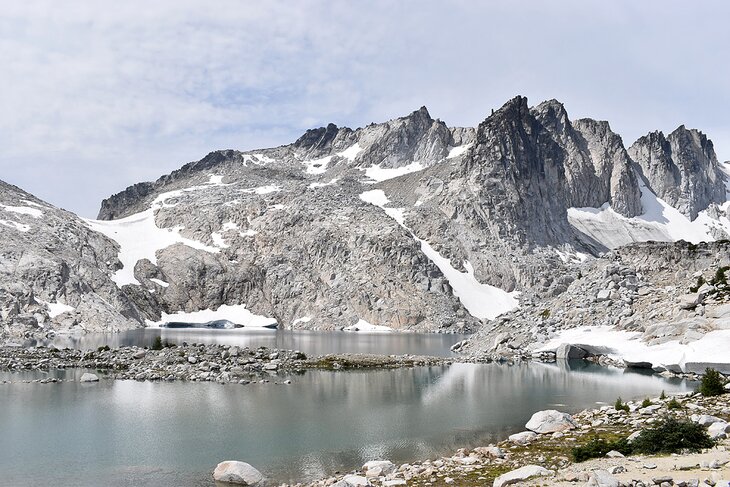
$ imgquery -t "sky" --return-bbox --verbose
[1,1,729,217]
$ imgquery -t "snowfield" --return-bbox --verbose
[536,326,730,374]
[569,171,730,249]
[146,304,277,328]
[359,189,518,320]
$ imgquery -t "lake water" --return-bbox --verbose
[0,361,692,486]
[26,328,470,357]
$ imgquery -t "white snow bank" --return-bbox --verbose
[0,219,30,232]
[568,174,730,249]
[241,185,281,195]
[446,143,473,159]
[308,178,339,189]
[418,240,519,320]
[359,189,518,320]
[536,326,730,373]
[343,318,392,332]
[363,161,425,182]
[1,204,43,218]
[147,304,277,328]
[292,316,312,326]
[302,155,333,175]
[86,181,225,287]
[338,143,363,161]
[38,299,75,318]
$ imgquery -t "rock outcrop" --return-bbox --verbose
[628,126,727,220]
[0,180,143,343]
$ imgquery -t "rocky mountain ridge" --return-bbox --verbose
[2,95,729,342]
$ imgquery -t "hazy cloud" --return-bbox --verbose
[1,0,728,216]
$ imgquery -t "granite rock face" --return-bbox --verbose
[628,126,727,220]
[3,96,729,339]
[0,180,143,343]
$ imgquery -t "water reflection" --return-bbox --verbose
[0,361,692,487]
[26,328,469,357]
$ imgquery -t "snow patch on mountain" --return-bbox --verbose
[37,299,75,318]
[241,185,281,195]
[446,143,473,159]
[569,174,730,249]
[359,189,518,320]
[1,204,43,218]
[147,304,277,328]
[0,219,31,232]
[363,161,426,182]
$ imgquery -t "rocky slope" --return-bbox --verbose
[0,180,143,343]
[2,95,730,339]
[459,240,730,373]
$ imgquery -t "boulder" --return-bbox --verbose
[555,343,588,360]
[339,475,370,487]
[696,415,724,426]
[508,431,538,444]
[212,461,265,486]
[586,470,620,487]
[473,446,505,458]
[596,290,612,302]
[679,293,702,310]
[525,410,578,434]
[79,373,99,382]
[362,460,395,475]
[707,421,729,439]
[493,465,552,487]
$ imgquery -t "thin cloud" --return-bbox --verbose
[1,0,728,216]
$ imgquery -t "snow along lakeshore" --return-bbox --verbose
[535,326,730,374]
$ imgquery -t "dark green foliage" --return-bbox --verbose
[641,398,653,408]
[631,416,714,454]
[614,397,630,413]
[699,368,726,397]
[689,276,705,293]
[539,309,550,319]
[666,398,682,410]
[711,266,729,286]
[97,345,110,352]
[571,436,632,462]
[659,390,666,400]
[151,336,163,351]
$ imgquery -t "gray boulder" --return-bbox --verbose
[585,470,620,487]
[79,373,99,382]
[212,461,265,486]
[525,410,578,434]
[493,465,552,487]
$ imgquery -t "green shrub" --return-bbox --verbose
[572,436,632,462]
[151,336,163,351]
[660,390,666,400]
[711,266,729,286]
[97,345,110,352]
[666,398,682,410]
[631,416,714,454]
[699,368,726,397]
[539,309,550,319]
[689,276,705,293]
[614,397,630,413]
[641,398,653,408]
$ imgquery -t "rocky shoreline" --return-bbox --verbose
[0,344,454,384]
[288,390,730,487]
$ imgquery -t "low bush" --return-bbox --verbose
[699,368,726,397]
[641,398,652,408]
[631,416,714,454]
[666,398,682,410]
[151,336,163,350]
[572,436,632,462]
[614,397,630,413]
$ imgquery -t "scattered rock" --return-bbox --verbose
[493,465,552,487]
[79,373,99,382]
[525,409,578,434]
[212,461,265,486]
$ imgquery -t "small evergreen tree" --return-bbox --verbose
[699,368,725,397]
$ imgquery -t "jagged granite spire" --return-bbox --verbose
[629,126,727,219]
